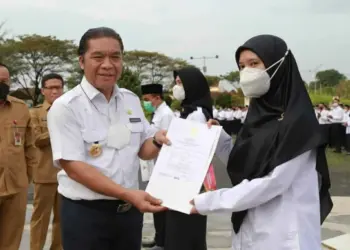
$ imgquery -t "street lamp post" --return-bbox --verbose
[190,55,219,73]
[309,64,322,94]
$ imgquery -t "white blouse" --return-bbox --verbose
[194,149,321,250]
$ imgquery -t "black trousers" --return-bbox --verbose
[320,124,331,146]
[231,119,242,135]
[153,211,166,246]
[330,123,344,152]
[345,134,350,152]
[60,196,143,250]
[165,210,207,250]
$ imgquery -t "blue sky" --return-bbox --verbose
[1,0,350,82]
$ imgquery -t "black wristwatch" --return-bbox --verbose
[152,136,162,149]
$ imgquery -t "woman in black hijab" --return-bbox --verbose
[191,35,333,250]
[164,67,213,250]
[173,67,213,120]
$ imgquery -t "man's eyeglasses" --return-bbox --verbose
[43,86,63,91]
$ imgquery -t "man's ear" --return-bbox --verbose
[79,56,84,70]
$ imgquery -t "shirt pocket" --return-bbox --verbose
[81,129,110,174]
[128,122,144,148]
[5,120,27,148]
[39,117,48,133]
[81,129,107,151]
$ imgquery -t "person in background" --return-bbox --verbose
[212,106,218,119]
[0,62,37,250]
[240,105,248,124]
[343,105,350,155]
[344,105,349,117]
[141,83,174,250]
[191,34,333,250]
[314,105,320,119]
[30,73,64,250]
[165,67,213,250]
[328,98,344,153]
[217,107,226,122]
[141,84,174,132]
[47,27,169,250]
[224,107,234,135]
[234,106,244,132]
[230,107,240,135]
[318,103,331,146]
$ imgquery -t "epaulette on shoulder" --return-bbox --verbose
[8,96,26,105]
[119,88,138,97]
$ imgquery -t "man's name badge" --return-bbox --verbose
[89,142,102,158]
[14,131,22,146]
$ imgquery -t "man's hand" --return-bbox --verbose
[154,129,171,146]
[123,190,167,213]
[207,119,220,128]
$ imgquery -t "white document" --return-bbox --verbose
[146,118,222,214]
[140,159,155,182]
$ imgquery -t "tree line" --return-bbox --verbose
[1,22,348,107]
[307,69,350,98]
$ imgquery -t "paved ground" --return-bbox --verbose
[22,156,350,249]
[19,196,350,250]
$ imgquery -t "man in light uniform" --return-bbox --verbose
[0,62,37,250]
[328,98,344,153]
[141,83,174,250]
[47,27,169,250]
[30,73,64,250]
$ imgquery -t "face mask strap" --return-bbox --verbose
[266,49,289,80]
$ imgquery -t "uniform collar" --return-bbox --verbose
[80,77,119,101]
[0,95,13,106]
[155,101,166,113]
[43,100,51,111]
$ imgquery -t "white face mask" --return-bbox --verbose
[239,50,289,98]
[172,85,185,101]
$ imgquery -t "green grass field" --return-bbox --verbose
[309,93,350,105]
[326,149,349,171]
[231,135,348,170]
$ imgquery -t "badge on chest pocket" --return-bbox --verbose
[10,120,24,146]
[14,131,22,146]
[107,123,131,149]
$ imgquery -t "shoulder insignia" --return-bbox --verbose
[119,88,138,97]
[7,96,26,105]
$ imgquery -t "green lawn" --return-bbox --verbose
[326,149,349,171]
[231,136,349,171]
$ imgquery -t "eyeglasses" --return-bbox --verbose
[43,86,63,91]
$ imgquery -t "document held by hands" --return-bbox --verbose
[145,118,222,214]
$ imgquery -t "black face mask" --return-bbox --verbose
[0,82,10,101]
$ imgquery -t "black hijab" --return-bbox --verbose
[174,67,213,120]
[228,35,333,233]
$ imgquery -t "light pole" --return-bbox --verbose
[190,55,219,73]
[309,64,322,94]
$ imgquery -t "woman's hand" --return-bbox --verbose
[190,199,199,214]
[207,119,220,128]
